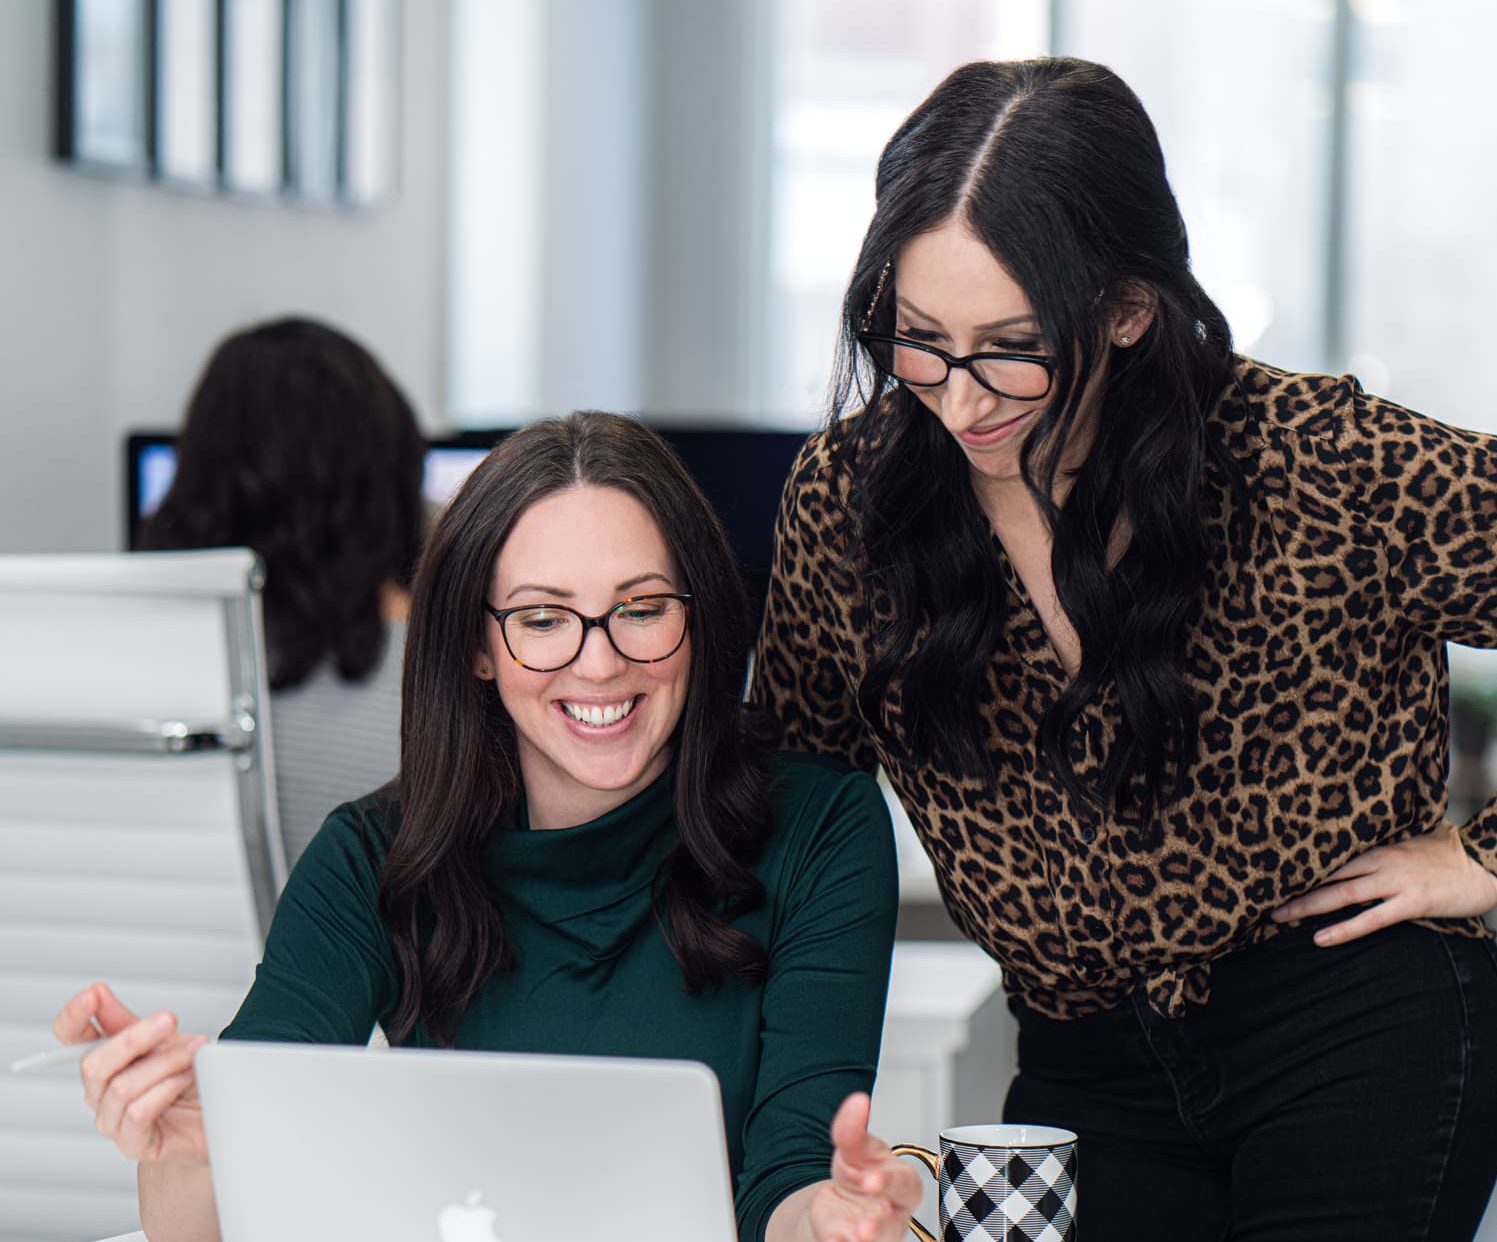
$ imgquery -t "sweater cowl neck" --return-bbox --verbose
[482,765,678,939]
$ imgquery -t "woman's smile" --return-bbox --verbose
[554,693,643,734]
[957,407,1040,449]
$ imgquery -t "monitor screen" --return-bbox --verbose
[125,426,808,625]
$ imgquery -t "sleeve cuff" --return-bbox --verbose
[736,1165,829,1242]
[1459,801,1497,877]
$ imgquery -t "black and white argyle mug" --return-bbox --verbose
[892,1124,1077,1242]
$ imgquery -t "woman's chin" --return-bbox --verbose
[557,741,668,796]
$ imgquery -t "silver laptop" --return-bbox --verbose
[195,1042,739,1242]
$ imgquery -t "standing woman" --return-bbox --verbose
[754,58,1497,1240]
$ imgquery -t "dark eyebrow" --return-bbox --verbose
[616,572,674,594]
[504,583,573,602]
[896,296,1039,334]
[503,571,674,604]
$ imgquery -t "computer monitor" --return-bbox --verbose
[124,426,808,626]
[124,430,498,536]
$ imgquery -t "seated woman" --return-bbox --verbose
[54,413,921,1242]
[141,316,426,866]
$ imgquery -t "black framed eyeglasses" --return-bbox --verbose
[858,331,1056,402]
[483,593,692,673]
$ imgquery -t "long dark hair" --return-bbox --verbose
[382,412,771,1044]
[829,58,1242,825]
[140,317,426,690]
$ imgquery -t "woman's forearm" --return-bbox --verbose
[138,1161,219,1242]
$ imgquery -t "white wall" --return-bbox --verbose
[540,0,651,416]
[0,0,452,554]
[643,0,775,422]
[448,0,777,427]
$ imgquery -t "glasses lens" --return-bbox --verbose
[607,596,688,662]
[502,606,583,670]
[862,336,946,387]
[972,357,1052,400]
[887,342,948,387]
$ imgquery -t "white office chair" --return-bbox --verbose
[0,550,283,1242]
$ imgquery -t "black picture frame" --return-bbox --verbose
[56,0,153,174]
[55,0,403,209]
[154,0,218,188]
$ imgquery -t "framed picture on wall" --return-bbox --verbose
[285,0,340,203]
[342,0,403,208]
[221,0,283,196]
[54,0,404,211]
[56,0,152,173]
[154,0,218,188]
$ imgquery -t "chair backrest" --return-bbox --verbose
[0,549,283,1242]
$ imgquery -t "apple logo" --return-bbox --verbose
[437,1189,502,1242]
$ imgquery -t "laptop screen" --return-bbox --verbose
[124,427,808,625]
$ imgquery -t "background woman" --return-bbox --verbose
[58,412,919,1242]
[754,57,1497,1241]
[141,316,426,864]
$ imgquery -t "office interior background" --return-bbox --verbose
[5,0,1494,785]
[1,0,1495,1236]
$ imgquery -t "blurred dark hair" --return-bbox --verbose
[828,58,1243,826]
[140,317,426,691]
[383,411,771,1044]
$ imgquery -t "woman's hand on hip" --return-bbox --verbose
[805,1092,924,1242]
[1271,821,1497,946]
[52,981,211,1165]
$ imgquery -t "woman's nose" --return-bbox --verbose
[940,367,998,429]
[570,624,628,679]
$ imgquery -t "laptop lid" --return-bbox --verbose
[195,1042,739,1242]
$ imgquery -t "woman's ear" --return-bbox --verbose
[1109,281,1158,348]
[473,654,494,680]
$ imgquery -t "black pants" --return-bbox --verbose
[1005,918,1497,1241]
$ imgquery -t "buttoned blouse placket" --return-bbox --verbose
[989,538,1131,992]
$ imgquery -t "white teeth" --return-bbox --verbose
[562,698,636,727]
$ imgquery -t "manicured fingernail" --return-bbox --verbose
[1314,929,1332,946]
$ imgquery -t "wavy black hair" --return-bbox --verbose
[140,317,426,691]
[383,412,771,1044]
[828,58,1243,826]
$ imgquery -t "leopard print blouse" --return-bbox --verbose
[751,357,1497,1020]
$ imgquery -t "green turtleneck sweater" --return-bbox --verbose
[220,752,897,1242]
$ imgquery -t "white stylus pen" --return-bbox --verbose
[9,1039,106,1074]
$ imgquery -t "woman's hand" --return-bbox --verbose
[804,1092,924,1242]
[1272,821,1497,947]
[52,981,211,1165]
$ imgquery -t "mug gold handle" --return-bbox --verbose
[889,1143,939,1242]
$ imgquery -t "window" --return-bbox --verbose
[766,0,1051,421]
[1060,0,1336,375]
[766,0,1497,436]
[1342,0,1497,436]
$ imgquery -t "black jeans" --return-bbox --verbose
[1005,918,1497,1241]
